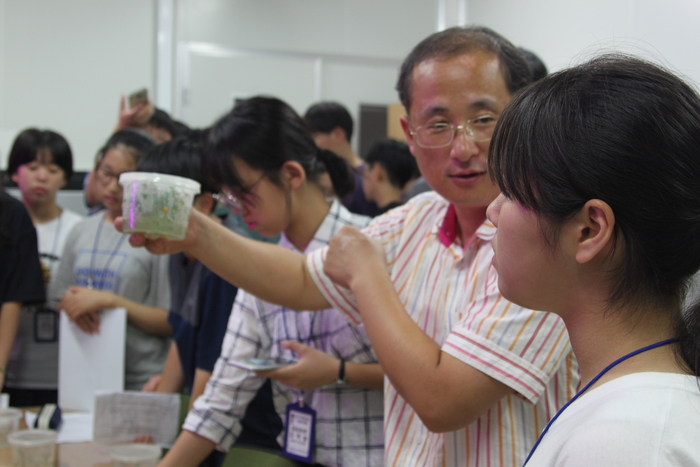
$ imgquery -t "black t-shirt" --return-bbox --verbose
[0,191,45,306]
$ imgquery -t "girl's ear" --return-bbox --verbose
[572,199,616,264]
[280,160,306,190]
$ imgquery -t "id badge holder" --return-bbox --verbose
[282,398,316,463]
[34,307,58,342]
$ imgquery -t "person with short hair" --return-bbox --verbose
[487,54,700,466]
[361,138,419,215]
[3,128,83,407]
[304,102,379,217]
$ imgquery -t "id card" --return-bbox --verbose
[35,308,58,342]
[282,401,316,463]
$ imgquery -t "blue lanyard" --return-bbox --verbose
[88,216,127,290]
[523,336,680,466]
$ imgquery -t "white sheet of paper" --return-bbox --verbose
[93,392,181,447]
[58,308,126,412]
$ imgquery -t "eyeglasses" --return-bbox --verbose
[95,166,122,186]
[213,174,265,214]
[409,114,498,148]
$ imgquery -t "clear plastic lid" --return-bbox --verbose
[119,172,201,192]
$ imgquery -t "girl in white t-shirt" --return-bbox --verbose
[4,129,83,406]
[486,55,700,466]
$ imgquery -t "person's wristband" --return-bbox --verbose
[335,359,346,385]
[0,365,5,374]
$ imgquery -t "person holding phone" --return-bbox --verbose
[158,97,384,467]
[486,55,700,465]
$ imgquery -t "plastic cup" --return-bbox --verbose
[7,429,57,467]
[108,443,162,467]
[119,172,201,240]
[0,408,22,449]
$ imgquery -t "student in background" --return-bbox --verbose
[3,129,83,406]
[0,187,45,395]
[50,129,171,391]
[361,138,420,215]
[138,136,282,466]
[304,101,379,217]
[158,96,383,467]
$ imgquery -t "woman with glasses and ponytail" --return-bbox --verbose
[160,96,384,467]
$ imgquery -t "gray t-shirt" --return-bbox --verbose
[49,212,171,390]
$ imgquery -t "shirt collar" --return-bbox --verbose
[437,203,496,248]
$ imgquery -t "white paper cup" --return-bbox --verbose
[108,443,162,467]
[0,408,22,449]
[7,429,57,467]
[119,172,200,240]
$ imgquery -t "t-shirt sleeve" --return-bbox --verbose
[306,203,409,325]
[48,219,81,309]
[442,253,573,404]
[2,199,44,305]
[195,273,238,373]
[183,290,269,451]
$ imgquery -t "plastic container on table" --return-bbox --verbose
[7,429,57,467]
[108,443,162,467]
[0,408,22,449]
[119,172,201,241]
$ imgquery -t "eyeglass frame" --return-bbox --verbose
[409,114,498,148]
[94,164,123,186]
[213,173,266,214]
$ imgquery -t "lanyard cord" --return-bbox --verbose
[523,336,680,466]
[88,216,127,290]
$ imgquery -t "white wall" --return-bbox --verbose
[466,0,700,88]
[173,0,438,150]
[2,0,700,172]
[0,0,156,171]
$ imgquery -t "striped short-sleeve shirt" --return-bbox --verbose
[307,192,579,467]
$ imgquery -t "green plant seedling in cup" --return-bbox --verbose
[119,172,200,240]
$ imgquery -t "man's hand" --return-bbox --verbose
[324,226,387,290]
[115,212,198,256]
[257,341,339,391]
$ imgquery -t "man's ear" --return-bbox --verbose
[10,172,18,184]
[400,115,416,155]
[280,160,306,190]
[572,199,616,264]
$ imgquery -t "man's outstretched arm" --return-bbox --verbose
[118,209,330,311]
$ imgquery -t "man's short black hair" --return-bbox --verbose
[364,138,420,189]
[304,102,354,141]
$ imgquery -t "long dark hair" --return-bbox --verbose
[488,54,700,375]
[204,96,354,198]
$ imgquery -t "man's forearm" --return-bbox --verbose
[187,210,329,311]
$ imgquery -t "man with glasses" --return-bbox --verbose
[124,27,578,466]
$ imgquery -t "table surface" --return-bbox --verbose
[0,410,112,467]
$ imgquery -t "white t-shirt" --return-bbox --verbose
[527,372,700,466]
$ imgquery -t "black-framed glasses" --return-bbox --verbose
[95,165,122,186]
[213,174,265,214]
[409,114,498,148]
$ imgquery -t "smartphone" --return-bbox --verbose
[228,357,297,371]
[128,88,149,108]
